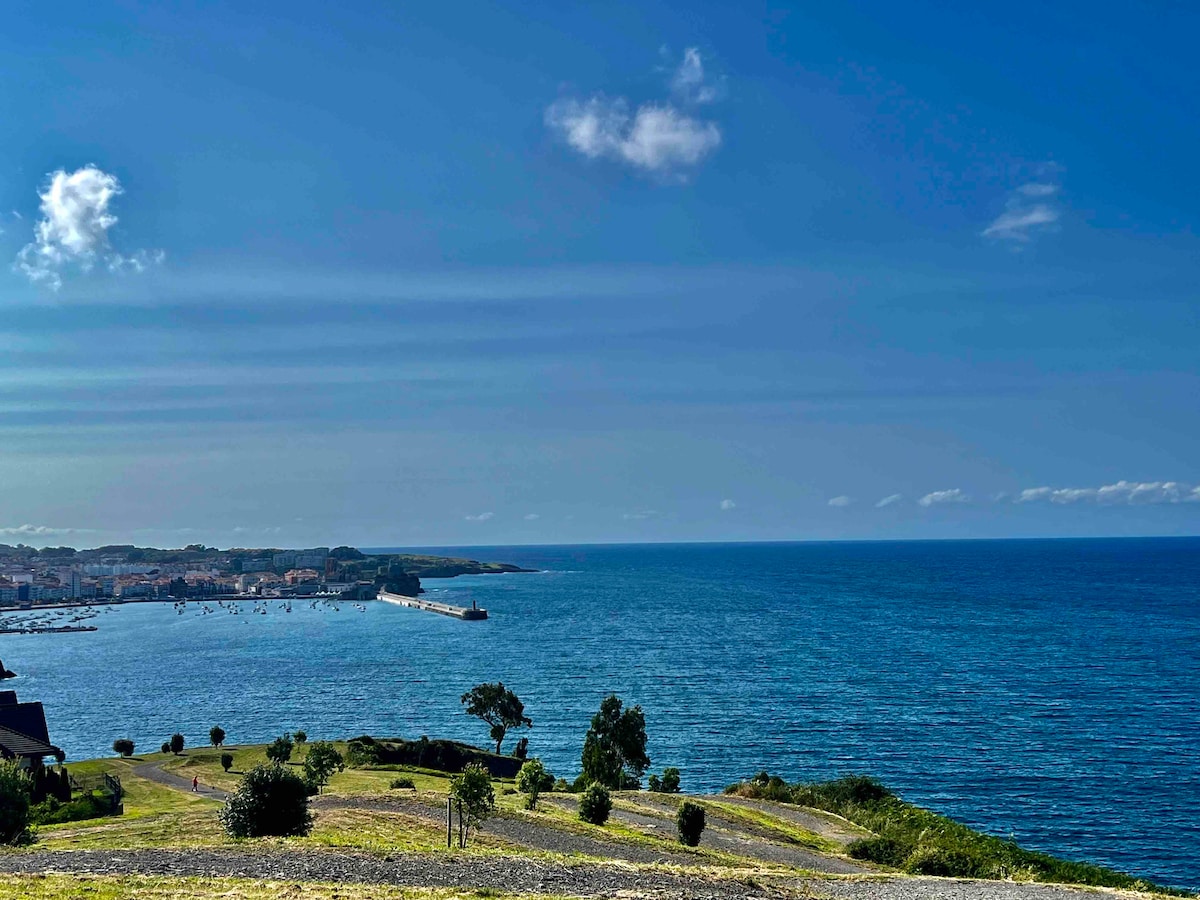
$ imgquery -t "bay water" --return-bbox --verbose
[2,538,1197,888]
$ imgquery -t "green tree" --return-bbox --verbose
[0,761,31,845]
[515,758,552,810]
[160,741,171,755]
[302,742,344,793]
[578,783,612,825]
[209,725,226,748]
[293,730,307,747]
[219,764,313,838]
[169,733,185,755]
[460,682,531,755]
[112,738,135,758]
[449,763,495,846]
[265,733,294,764]
[221,753,234,773]
[580,695,650,789]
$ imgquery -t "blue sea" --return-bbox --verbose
[2,538,1198,888]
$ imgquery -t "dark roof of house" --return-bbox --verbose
[0,724,59,759]
[0,700,51,745]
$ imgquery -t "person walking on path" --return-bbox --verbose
[192,776,199,792]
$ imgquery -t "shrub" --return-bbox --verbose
[905,844,988,878]
[849,836,911,867]
[169,733,185,755]
[578,783,611,825]
[0,761,32,845]
[160,742,171,755]
[265,733,294,764]
[112,738,135,758]
[294,730,307,745]
[209,725,225,747]
[345,736,382,767]
[513,737,529,759]
[449,763,494,846]
[221,753,234,772]
[676,800,705,846]
[552,778,570,793]
[516,758,552,810]
[219,764,313,838]
[390,777,415,789]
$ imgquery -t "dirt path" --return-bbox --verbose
[706,796,869,845]
[132,761,229,801]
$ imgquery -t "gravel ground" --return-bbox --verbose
[0,850,1153,900]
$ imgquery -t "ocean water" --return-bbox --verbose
[2,538,1198,888]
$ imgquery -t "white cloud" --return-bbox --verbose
[0,524,78,537]
[918,488,970,507]
[622,509,659,520]
[983,177,1062,245]
[1017,480,1200,505]
[523,513,540,521]
[828,495,853,508]
[546,98,720,178]
[671,48,719,104]
[464,512,494,522]
[719,499,736,511]
[875,493,903,508]
[15,165,162,289]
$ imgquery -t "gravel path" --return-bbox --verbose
[318,794,685,864]
[695,796,869,846]
[546,795,863,875]
[0,850,1151,900]
[132,761,229,801]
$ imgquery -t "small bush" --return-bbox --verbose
[219,764,313,838]
[516,758,553,810]
[578,783,611,825]
[209,725,225,747]
[552,778,570,793]
[676,800,705,846]
[390,777,415,789]
[160,742,171,755]
[221,753,234,772]
[849,836,911,867]
[660,767,681,793]
[169,733,185,755]
[112,738,135,758]
[0,761,32,845]
[570,773,592,793]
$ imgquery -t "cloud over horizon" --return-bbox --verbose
[1016,480,1200,505]
[919,488,970,507]
[14,165,162,289]
[828,495,853,507]
[875,493,903,508]
[464,512,494,522]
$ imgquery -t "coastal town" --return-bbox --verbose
[0,543,528,609]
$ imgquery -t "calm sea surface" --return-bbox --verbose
[2,539,1197,888]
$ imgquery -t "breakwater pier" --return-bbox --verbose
[377,591,488,620]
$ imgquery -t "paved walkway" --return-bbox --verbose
[132,761,229,801]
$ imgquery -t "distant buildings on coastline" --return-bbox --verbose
[0,546,357,606]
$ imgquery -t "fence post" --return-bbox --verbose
[446,797,452,848]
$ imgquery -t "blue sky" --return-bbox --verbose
[2,0,1198,547]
